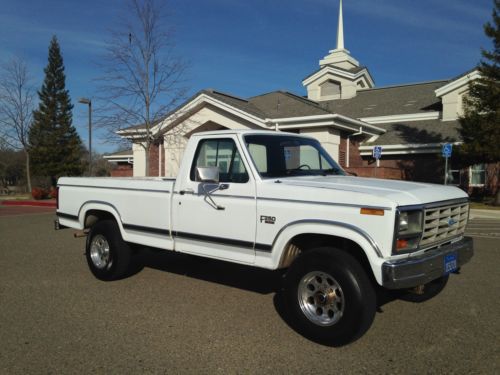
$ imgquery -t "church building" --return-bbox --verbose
[107,0,495,194]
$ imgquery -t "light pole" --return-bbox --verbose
[78,98,92,176]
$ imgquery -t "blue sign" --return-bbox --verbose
[373,146,382,159]
[442,143,452,158]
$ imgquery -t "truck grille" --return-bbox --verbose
[420,202,469,247]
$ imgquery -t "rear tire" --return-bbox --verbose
[283,247,376,346]
[86,220,132,281]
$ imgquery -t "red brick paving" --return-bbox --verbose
[1,199,56,207]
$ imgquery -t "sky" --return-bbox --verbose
[0,0,494,153]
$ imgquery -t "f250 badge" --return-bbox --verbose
[260,215,276,224]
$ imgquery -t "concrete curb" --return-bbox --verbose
[1,199,56,208]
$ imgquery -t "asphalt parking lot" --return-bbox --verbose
[1,207,499,374]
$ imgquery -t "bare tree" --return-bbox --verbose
[0,57,35,191]
[98,0,187,176]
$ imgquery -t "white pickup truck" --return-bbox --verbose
[56,130,473,345]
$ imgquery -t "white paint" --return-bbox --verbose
[336,0,344,50]
[132,143,146,177]
[359,142,462,156]
[58,129,470,287]
[359,112,441,124]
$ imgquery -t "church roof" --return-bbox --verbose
[302,65,368,82]
[320,80,447,118]
[248,91,331,118]
[363,119,461,146]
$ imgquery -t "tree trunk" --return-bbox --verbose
[25,150,32,195]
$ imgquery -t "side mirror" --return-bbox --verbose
[196,166,219,183]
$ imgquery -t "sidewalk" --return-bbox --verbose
[469,209,500,220]
[0,199,56,208]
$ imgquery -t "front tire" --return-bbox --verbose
[283,247,376,346]
[86,220,132,281]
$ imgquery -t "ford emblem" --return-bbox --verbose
[448,218,457,226]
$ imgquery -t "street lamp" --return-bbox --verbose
[78,98,92,176]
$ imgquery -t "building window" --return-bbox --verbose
[320,80,341,97]
[469,164,486,186]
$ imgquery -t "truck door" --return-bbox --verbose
[172,136,257,264]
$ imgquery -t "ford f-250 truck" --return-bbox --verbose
[56,130,473,345]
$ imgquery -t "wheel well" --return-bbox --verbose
[84,210,116,229]
[280,234,373,280]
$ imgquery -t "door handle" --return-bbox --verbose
[179,188,194,195]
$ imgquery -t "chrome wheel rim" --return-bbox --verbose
[297,271,344,326]
[90,234,111,270]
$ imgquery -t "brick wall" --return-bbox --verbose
[147,142,165,177]
[110,163,133,177]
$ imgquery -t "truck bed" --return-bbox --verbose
[57,177,175,249]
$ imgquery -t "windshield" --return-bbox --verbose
[244,134,345,178]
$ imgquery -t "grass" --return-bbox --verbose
[0,193,32,201]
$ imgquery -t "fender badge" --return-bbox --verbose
[260,215,276,224]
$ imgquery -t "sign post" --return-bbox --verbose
[372,146,382,177]
[373,146,382,167]
[442,143,452,185]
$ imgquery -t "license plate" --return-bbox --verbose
[444,253,458,274]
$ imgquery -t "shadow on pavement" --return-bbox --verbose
[135,247,285,295]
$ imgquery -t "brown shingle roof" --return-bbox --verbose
[363,119,461,145]
[249,91,330,118]
[320,80,447,118]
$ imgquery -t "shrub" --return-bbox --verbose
[49,186,58,199]
[31,187,48,200]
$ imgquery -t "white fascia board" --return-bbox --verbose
[359,112,441,124]
[360,148,441,156]
[103,157,134,163]
[334,114,385,133]
[149,94,267,134]
[435,70,480,97]
[117,128,147,135]
[118,93,268,139]
[359,141,462,150]
[279,121,378,136]
[359,142,462,155]
[103,154,133,160]
[302,66,373,87]
[270,114,385,134]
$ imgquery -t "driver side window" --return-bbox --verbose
[190,138,249,183]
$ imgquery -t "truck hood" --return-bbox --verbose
[276,176,468,207]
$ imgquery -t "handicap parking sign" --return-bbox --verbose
[442,143,452,158]
[372,146,382,159]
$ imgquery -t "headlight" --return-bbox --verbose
[394,209,423,254]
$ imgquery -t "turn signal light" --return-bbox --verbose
[396,239,409,250]
[360,208,385,216]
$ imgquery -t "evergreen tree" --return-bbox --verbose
[458,0,500,203]
[29,36,84,185]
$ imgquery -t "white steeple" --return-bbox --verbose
[336,0,344,50]
[319,0,359,69]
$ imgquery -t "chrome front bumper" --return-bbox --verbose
[382,236,474,289]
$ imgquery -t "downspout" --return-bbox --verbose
[346,127,363,168]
